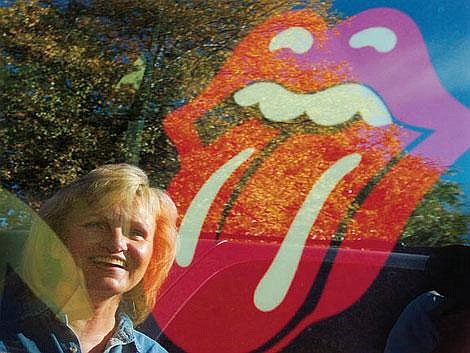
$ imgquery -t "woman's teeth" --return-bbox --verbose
[92,256,127,268]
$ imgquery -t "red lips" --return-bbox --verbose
[154,8,447,353]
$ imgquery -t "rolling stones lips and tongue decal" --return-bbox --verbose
[154,8,470,353]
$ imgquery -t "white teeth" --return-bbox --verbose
[92,256,127,268]
[349,27,397,53]
[269,26,314,54]
[233,82,393,127]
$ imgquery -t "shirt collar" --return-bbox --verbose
[57,309,140,352]
[105,311,141,352]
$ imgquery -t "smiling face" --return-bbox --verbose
[62,200,156,302]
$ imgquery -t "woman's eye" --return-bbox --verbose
[84,222,106,230]
[128,229,145,239]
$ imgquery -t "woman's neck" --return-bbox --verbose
[65,294,121,353]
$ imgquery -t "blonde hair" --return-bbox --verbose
[23,164,177,324]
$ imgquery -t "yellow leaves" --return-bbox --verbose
[84,57,103,70]
[1,0,344,208]
[60,45,88,66]
[69,45,86,57]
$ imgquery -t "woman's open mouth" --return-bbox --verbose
[91,256,127,270]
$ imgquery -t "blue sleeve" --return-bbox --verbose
[384,291,446,353]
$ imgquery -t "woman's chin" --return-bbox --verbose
[85,276,131,300]
[80,263,144,302]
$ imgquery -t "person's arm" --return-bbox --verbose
[384,291,445,353]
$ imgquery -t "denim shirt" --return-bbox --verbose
[0,309,168,353]
[0,272,168,353]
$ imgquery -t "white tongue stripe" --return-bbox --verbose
[233,82,392,127]
[176,148,256,267]
[254,153,362,312]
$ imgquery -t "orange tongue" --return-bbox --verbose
[215,122,404,242]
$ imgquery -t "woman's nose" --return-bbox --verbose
[103,227,128,252]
